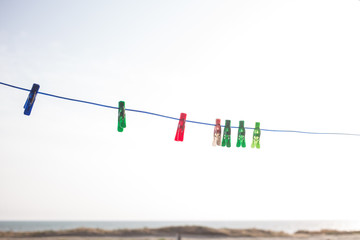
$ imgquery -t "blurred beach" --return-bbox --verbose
[2,236,360,240]
[1,225,360,240]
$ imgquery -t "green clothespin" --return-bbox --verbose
[117,101,126,132]
[251,122,261,149]
[221,120,231,148]
[236,120,246,148]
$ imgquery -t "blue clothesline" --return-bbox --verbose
[1,81,360,136]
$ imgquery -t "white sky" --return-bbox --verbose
[0,0,360,221]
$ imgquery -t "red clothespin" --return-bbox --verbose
[175,113,187,142]
[212,119,221,146]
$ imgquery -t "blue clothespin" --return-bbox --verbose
[24,83,40,116]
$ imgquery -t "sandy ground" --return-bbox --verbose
[2,236,360,240]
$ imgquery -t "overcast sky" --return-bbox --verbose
[1,0,360,221]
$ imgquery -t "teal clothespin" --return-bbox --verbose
[236,120,246,148]
[117,101,126,132]
[221,120,231,148]
[251,122,261,149]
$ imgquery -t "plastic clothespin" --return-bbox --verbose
[221,120,231,148]
[175,113,187,142]
[251,122,261,149]
[117,101,126,132]
[236,120,246,148]
[212,119,221,146]
[23,83,40,116]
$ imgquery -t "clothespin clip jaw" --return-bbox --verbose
[23,83,40,116]
[221,120,231,148]
[251,122,261,149]
[236,120,246,148]
[212,119,222,146]
[117,101,126,132]
[175,113,187,142]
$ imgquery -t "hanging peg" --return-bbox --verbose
[212,119,221,146]
[175,113,187,142]
[117,101,126,132]
[221,120,231,148]
[23,83,40,116]
[236,120,246,148]
[251,122,261,149]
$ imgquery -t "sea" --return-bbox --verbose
[0,221,360,234]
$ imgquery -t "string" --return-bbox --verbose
[1,81,360,136]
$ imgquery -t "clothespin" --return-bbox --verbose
[23,83,40,116]
[175,113,187,142]
[236,120,246,148]
[221,120,231,148]
[251,122,261,149]
[117,101,126,132]
[212,119,221,146]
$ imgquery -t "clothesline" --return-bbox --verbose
[1,81,360,137]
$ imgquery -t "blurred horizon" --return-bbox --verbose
[1,220,360,233]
